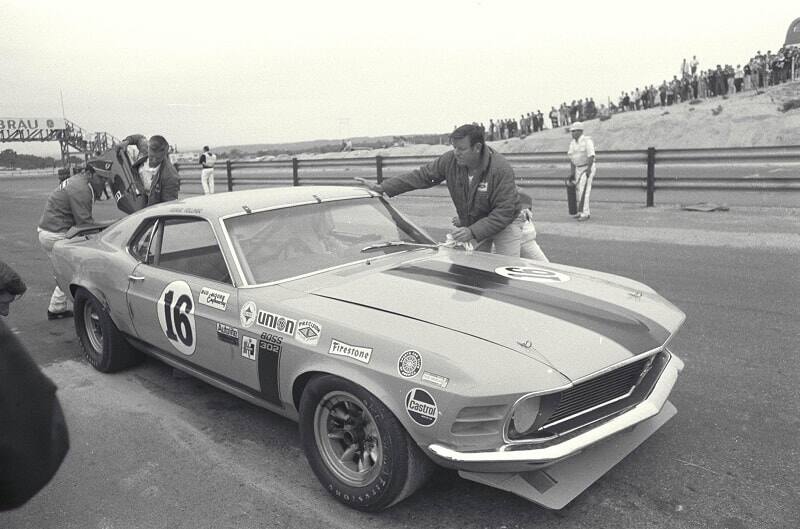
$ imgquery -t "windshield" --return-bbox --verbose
[223,197,435,285]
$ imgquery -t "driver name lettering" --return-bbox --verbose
[256,310,296,336]
[328,339,372,364]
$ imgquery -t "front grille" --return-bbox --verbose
[543,356,651,427]
[506,351,667,441]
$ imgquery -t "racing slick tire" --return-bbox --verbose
[299,375,434,511]
[74,288,142,373]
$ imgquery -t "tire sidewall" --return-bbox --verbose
[74,289,112,371]
[299,375,409,511]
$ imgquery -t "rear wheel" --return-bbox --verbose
[74,288,142,372]
[299,375,434,511]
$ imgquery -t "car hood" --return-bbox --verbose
[308,251,685,381]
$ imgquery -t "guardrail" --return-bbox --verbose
[175,145,800,206]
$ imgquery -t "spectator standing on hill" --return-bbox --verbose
[567,122,595,222]
[690,55,699,75]
[734,65,744,92]
[37,165,108,320]
[118,134,180,206]
[199,145,217,195]
[355,124,523,256]
[549,107,559,128]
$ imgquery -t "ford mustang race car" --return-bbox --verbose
[52,186,685,511]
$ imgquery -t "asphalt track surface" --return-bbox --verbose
[1,177,799,529]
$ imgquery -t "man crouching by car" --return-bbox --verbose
[37,164,108,321]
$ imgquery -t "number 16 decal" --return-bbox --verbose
[157,281,196,355]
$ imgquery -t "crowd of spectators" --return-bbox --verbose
[475,47,799,140]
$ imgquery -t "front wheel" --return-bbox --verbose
[299,375,434,511]
[74,288,142,373]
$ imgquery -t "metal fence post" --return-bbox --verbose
[226,160,233,192]
[375,155,383,184]
[292,158,299,186]
[646,147,656,207]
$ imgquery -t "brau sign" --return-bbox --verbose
[0,118,66,131]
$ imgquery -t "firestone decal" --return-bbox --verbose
[398,350,422,378]
[257,310,296,336]
[494,266,570,283]
[328,339,372,364]
[241,335,257,360]
[198,287,230,311]
[157,280,196,356]
[295,319,321,346]
[240,301,257,327]
[405,388,438,427]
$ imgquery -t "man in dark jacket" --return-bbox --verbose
[118,134,180,206]
[356,124,522,255]
[0,260,70,510]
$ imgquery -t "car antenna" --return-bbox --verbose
[242,205,252,214]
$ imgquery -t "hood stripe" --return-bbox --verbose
[385,261,670,353]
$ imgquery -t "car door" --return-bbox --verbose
[126,216,240,379]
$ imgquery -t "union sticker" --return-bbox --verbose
[256,310,296,336]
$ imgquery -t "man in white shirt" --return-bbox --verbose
[199,145,217,194]
[567,122,596,221]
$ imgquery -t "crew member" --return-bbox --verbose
[356,124,522,256]
[37,166,107,320]
[199,145,217,194]
[567,122,596,221]
[118,134,180,205]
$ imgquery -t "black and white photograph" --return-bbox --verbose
[1,1,799,528]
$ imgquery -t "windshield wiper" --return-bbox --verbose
[360,241,439,253]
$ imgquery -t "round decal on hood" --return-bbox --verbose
[398,350,422,378]
[495,266,570,283]
[405,388,438,427]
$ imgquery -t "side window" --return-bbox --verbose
[154,218,231,284]
[129,219,158,264]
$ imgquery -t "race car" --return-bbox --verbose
[51,186,685,511]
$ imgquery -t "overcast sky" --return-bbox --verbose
[2,0,797,156]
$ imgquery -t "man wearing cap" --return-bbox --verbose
[355,124,522,256]
[199,145,217,194]
[117,134,180,205]
[567,122,596,221]
[37,165,108,320]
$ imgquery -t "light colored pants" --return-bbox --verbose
[475,217,523,256]
[201,168,215,194]
[38,228,69,313]
[575,164,596,215]
[520,216,549,262]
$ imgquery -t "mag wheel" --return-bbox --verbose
[74,288,142,373]
[299,375,434,511]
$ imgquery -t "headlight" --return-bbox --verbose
[509,396,541,438]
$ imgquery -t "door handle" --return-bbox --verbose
[128,275,145,282]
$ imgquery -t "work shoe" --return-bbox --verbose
[577,213,591,221]
[47,310,74,320]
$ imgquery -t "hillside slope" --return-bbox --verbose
[271,81,800,160]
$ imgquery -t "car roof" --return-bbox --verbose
[147,185,377,218]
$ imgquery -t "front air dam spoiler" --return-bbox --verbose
[459,400,676,509]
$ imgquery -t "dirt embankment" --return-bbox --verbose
[301,81,800,159]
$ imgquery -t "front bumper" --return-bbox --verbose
[427,353,683,474]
